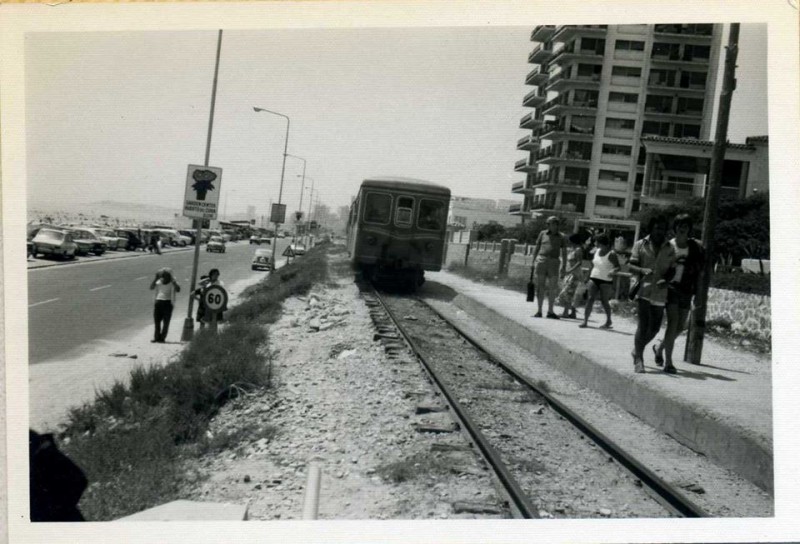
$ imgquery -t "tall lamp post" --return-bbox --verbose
[253,107,290,270]
[287,154,307,242]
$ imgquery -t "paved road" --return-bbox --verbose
[27,241,289,364]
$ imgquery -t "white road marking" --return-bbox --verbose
[89,284,112,292]
[134,276,148,280]
[28,298,60,308]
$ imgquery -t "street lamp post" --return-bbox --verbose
[253,107,290,270]
[287,154,307,243]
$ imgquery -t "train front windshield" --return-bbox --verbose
[417,199,445,231]
[364,192,392,224]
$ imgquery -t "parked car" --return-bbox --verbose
[68,228,107,256]
[31,228,78,260]
[221,233,233,243]
[206,236,226,253]
[154,229,190,247]
[115,228,144,251]
[179,229,197,245]
[251,248,273,271]
[289,241,307,256]
[94,227,125,250]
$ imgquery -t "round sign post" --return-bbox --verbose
[203,285,228,334]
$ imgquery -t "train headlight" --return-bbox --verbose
[366,236,377,245]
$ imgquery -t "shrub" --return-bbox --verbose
[711,270,771,296]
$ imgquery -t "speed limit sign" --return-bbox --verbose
[204,285,228,311]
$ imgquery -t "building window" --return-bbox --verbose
[566,141,594,160]
[580,37,606,55]
[599,169,629,182]
[595,195,626,208]
[560,192,586,213]
[563,166,590,185]
[609,92,638,104]
[631,198,641,212]
[674,123,701,138]
[577,63,603,80]
[611,65,642,78]
[680,70,707,89]
[652,42,681,60]
[683,44,711,61]
[648,69,677,87]
[572,89,599,107]
[614,40,645,51]
[676,96,704,115]
[602,143,633,156]
[569,115,596,134]
[606,117,636,130]
[634,173,644,190]
[642,120,671,136]
[645,94,673,114]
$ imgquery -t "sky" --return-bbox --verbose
[25,24,767,220]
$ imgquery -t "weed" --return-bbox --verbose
[375,452,453,484]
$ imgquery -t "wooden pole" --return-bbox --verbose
[687,24,739,364]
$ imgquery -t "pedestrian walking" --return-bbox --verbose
[194,268,225,328]
[531,216,567,319]
[627,216,674,373]
[579,233,620,329]
[557,233,588,319]
[150,267,180,343]
[653,214,706,374]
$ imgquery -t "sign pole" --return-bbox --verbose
[182,29,223,342]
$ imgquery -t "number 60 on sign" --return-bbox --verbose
[204,285,228,311]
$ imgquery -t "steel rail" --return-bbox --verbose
[419,297,709,518]
[366,286,539,519]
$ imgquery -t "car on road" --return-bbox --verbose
[221,233,233,243]
[206,236,226,253]
[251,248,273,271]
[289,241,307,256]
[30,228,78,260]
[179,229,198,245]
[67,228,108,256]
[249,234,260,245]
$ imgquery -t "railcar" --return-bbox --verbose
[347,176,451,289]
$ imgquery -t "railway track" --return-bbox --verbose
[359,280,709,519]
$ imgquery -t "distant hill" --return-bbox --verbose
[28,201,184,226]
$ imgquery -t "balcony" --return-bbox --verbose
[654,24,713,40]
[543,95,598,116]
[535,146,592,166]
[550,46,605,66]
[552,25,608,43]
[647,78,707,95]
[519,112,545,129]
[523,88,547,107]
[651,51,710,67]
[514,158,538,173]
[529,44,554,64]
[546,71,602,92]
[525,66,549,86]
[511,180,529,195]
[517,134,541,151]
[531,25,557,42]
[540,122,595,141]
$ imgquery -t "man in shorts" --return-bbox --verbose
[532,216,567,319]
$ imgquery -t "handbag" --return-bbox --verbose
[526,267,535,302]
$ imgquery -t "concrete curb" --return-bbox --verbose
[450,293,773,494]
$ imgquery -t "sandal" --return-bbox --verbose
[652,344,664,367]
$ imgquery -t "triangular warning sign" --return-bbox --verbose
[282,246,295,257]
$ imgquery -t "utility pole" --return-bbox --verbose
[687,23,739,365]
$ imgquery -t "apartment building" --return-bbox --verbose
[513,24,723,222]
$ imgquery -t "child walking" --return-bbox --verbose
[579,233,620,330]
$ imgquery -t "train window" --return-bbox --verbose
[395,196,414,227]
[363,192,392,225]
[418,199,445,231]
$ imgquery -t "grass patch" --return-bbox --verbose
[375,452,454,484]
[57,243,333,520]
